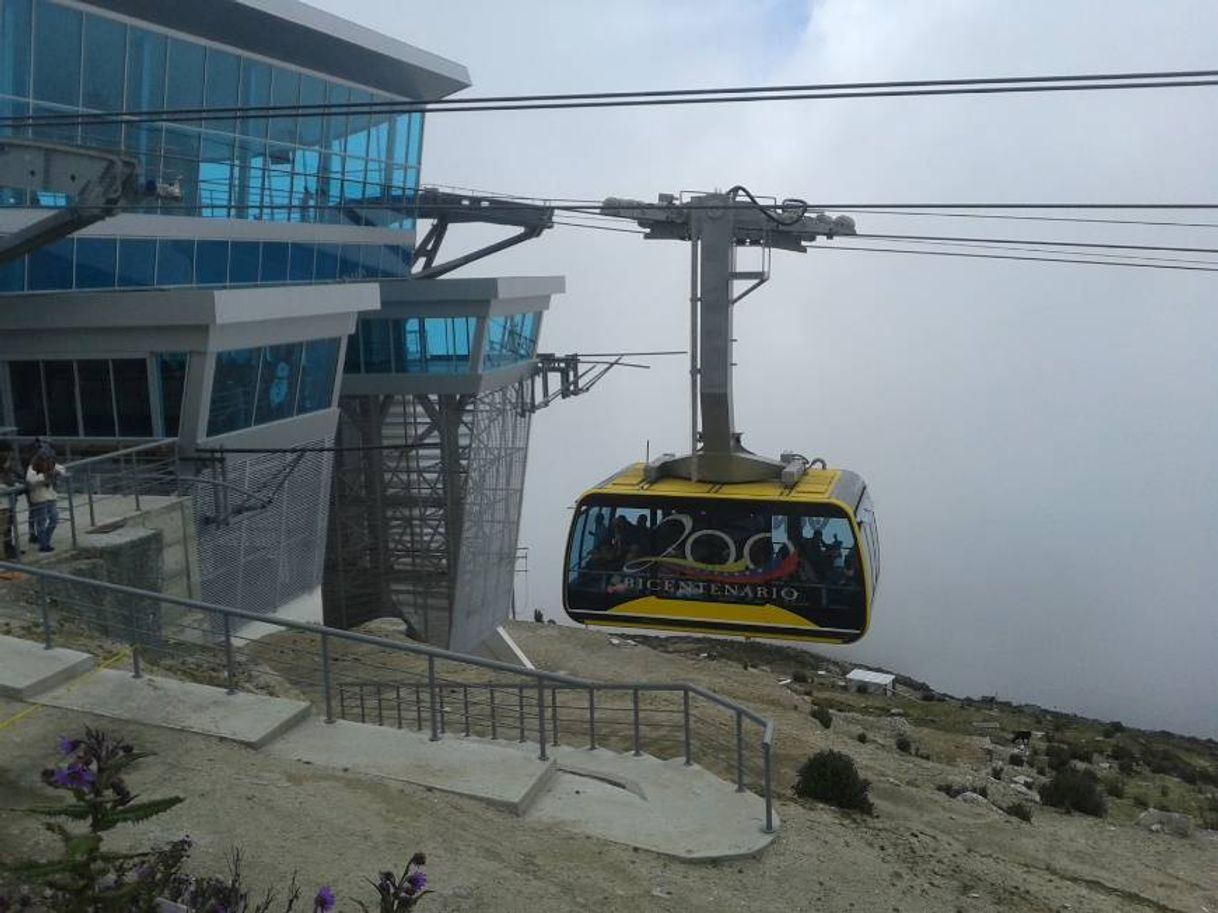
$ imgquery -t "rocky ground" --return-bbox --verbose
[1,615,1215,912]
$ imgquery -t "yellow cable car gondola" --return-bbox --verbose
[561,189,880,643]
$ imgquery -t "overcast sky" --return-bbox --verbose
[315,1,1218,739]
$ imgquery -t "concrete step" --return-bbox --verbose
[0,633,94,699]
[33,669,312,749]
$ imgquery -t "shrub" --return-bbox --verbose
[1132,793,1149,809]
[1104,775,1126,798]
[1003,801,1034,823]
[792,669,810,684]
[920,692,937,702]
[1106,721,1126,736]
[856,732,868,744]
[896,735,912,754]
[1045,743,1072,771]
[810,705,833,730]
[1039,768,1107,817]
[795,750,873,814]
[991,765,1005,780]
[1118,757,1136,776]
[976,783,989,799]
[1035,763,1048,777]
[1008,753,1026,768]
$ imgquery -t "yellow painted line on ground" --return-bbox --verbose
[0,648,130,733]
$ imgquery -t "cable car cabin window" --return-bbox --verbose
[564,497,867,642]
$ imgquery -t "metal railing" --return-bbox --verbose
[0,560,777,833]
[1,439,178,552]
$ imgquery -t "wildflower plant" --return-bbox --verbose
[356,854,430,912]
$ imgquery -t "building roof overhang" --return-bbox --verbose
[77,0,471,99]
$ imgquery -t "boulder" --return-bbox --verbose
[1009,784,1040,803]
[1135,809,1193,838]
[1012,775,1036,789]
[956,791,991,806]
[889,708,906,717]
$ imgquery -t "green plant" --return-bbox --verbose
[856,732,868,744]
[991,765,1005,780]
[896,735,912,754]
[1003,802,1034,823]
[810,705,832,730]
[1104,775,1126,799]
[1045,743,1072,771]
[1118,757,1136,776]
[1008,753,1026,768]
[1039,768,1107,817]
[794,750,873,814]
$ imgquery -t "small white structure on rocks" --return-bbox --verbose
[846,668,896,696]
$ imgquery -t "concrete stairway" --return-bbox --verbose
[0,633,777,860]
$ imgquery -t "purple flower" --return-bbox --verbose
[56,735,81,757]
[45,764,93,790]
[403,871,427,896]
[314,885,335,912]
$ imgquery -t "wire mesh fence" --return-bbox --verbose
[0,560,776,832]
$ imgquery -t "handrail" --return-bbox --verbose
[0,559,777,832]
[0,438,177,493]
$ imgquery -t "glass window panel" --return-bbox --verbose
[112,359,151,436]
[294,150,320,221]
[126,27,165,111]
[239,59,270,139]
[337,245,363,280]
[297,338,340,414]
[43,360,78,436]
[156,238,194,286]
[28,239,74,290]
[288,242,314,281]
[0,255,24,292]
[0,0,32,100]
[407,113,424,168]
[199,134,235,218]
[359,245,382,279]
[117,238,155,287]
[229,241,260,283]
[399,318,423,372]
[268,66,299,145]
[29,100,76,145]
[157,353,187,437]
[259,241,288,282]
[74,237,117,289]
[297,75,325,147]
[360,320,391,373]
[314,243,339,281]
[253,343,302,425]
[32,0,81,106]
[165,37,204,128]
[162,127,201,217]
[208,348,259,436]
[76,360,115,436]
[9,361,46,435]
[82,13,125,111]
[343,326,361,373]
[195,240,229,285]
[203,48,240,135]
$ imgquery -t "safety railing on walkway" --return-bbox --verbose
[0,561,777,833]
[1,439,179,552]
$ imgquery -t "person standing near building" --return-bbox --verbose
[26,447,67,553]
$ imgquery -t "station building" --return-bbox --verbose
[0,0,562,653]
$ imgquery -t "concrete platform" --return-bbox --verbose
[0,633,94,699]
[528,746,779,860]
[33,668,311,749]
[263,717,556,815]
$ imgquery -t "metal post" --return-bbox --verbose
[438,684,446,735]
[551,686,559,747]
[427,656,439,741]
[735,710,745,792]
[517,684,526,743]
[490,685,498,739]
[321,633,334,723]
[131,643,142,679]
[683,690,692,765]
[588,688,597,750]
[376,684,384,726]
[358,684,366,723]
[536,680,547,761]
[131,453,141,512]
[763,741,774,833]
[395,684,403,729]
[84,467,95,528]
[65,473,79,547]
[462,685,471,736]
[415,685,423,731]
[222,614,235,694]
[632,688,641,757]
[38,576,53,649]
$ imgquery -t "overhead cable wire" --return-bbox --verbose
[4,67,1218,129]
[858,233,1218,256]
[806,244,1218,272]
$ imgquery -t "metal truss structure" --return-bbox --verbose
[323,384,532,652]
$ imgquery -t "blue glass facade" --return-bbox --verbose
[483,313,540,370]
[345,316,478,375]
[0,0,423,292]
[208,337,341,437]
